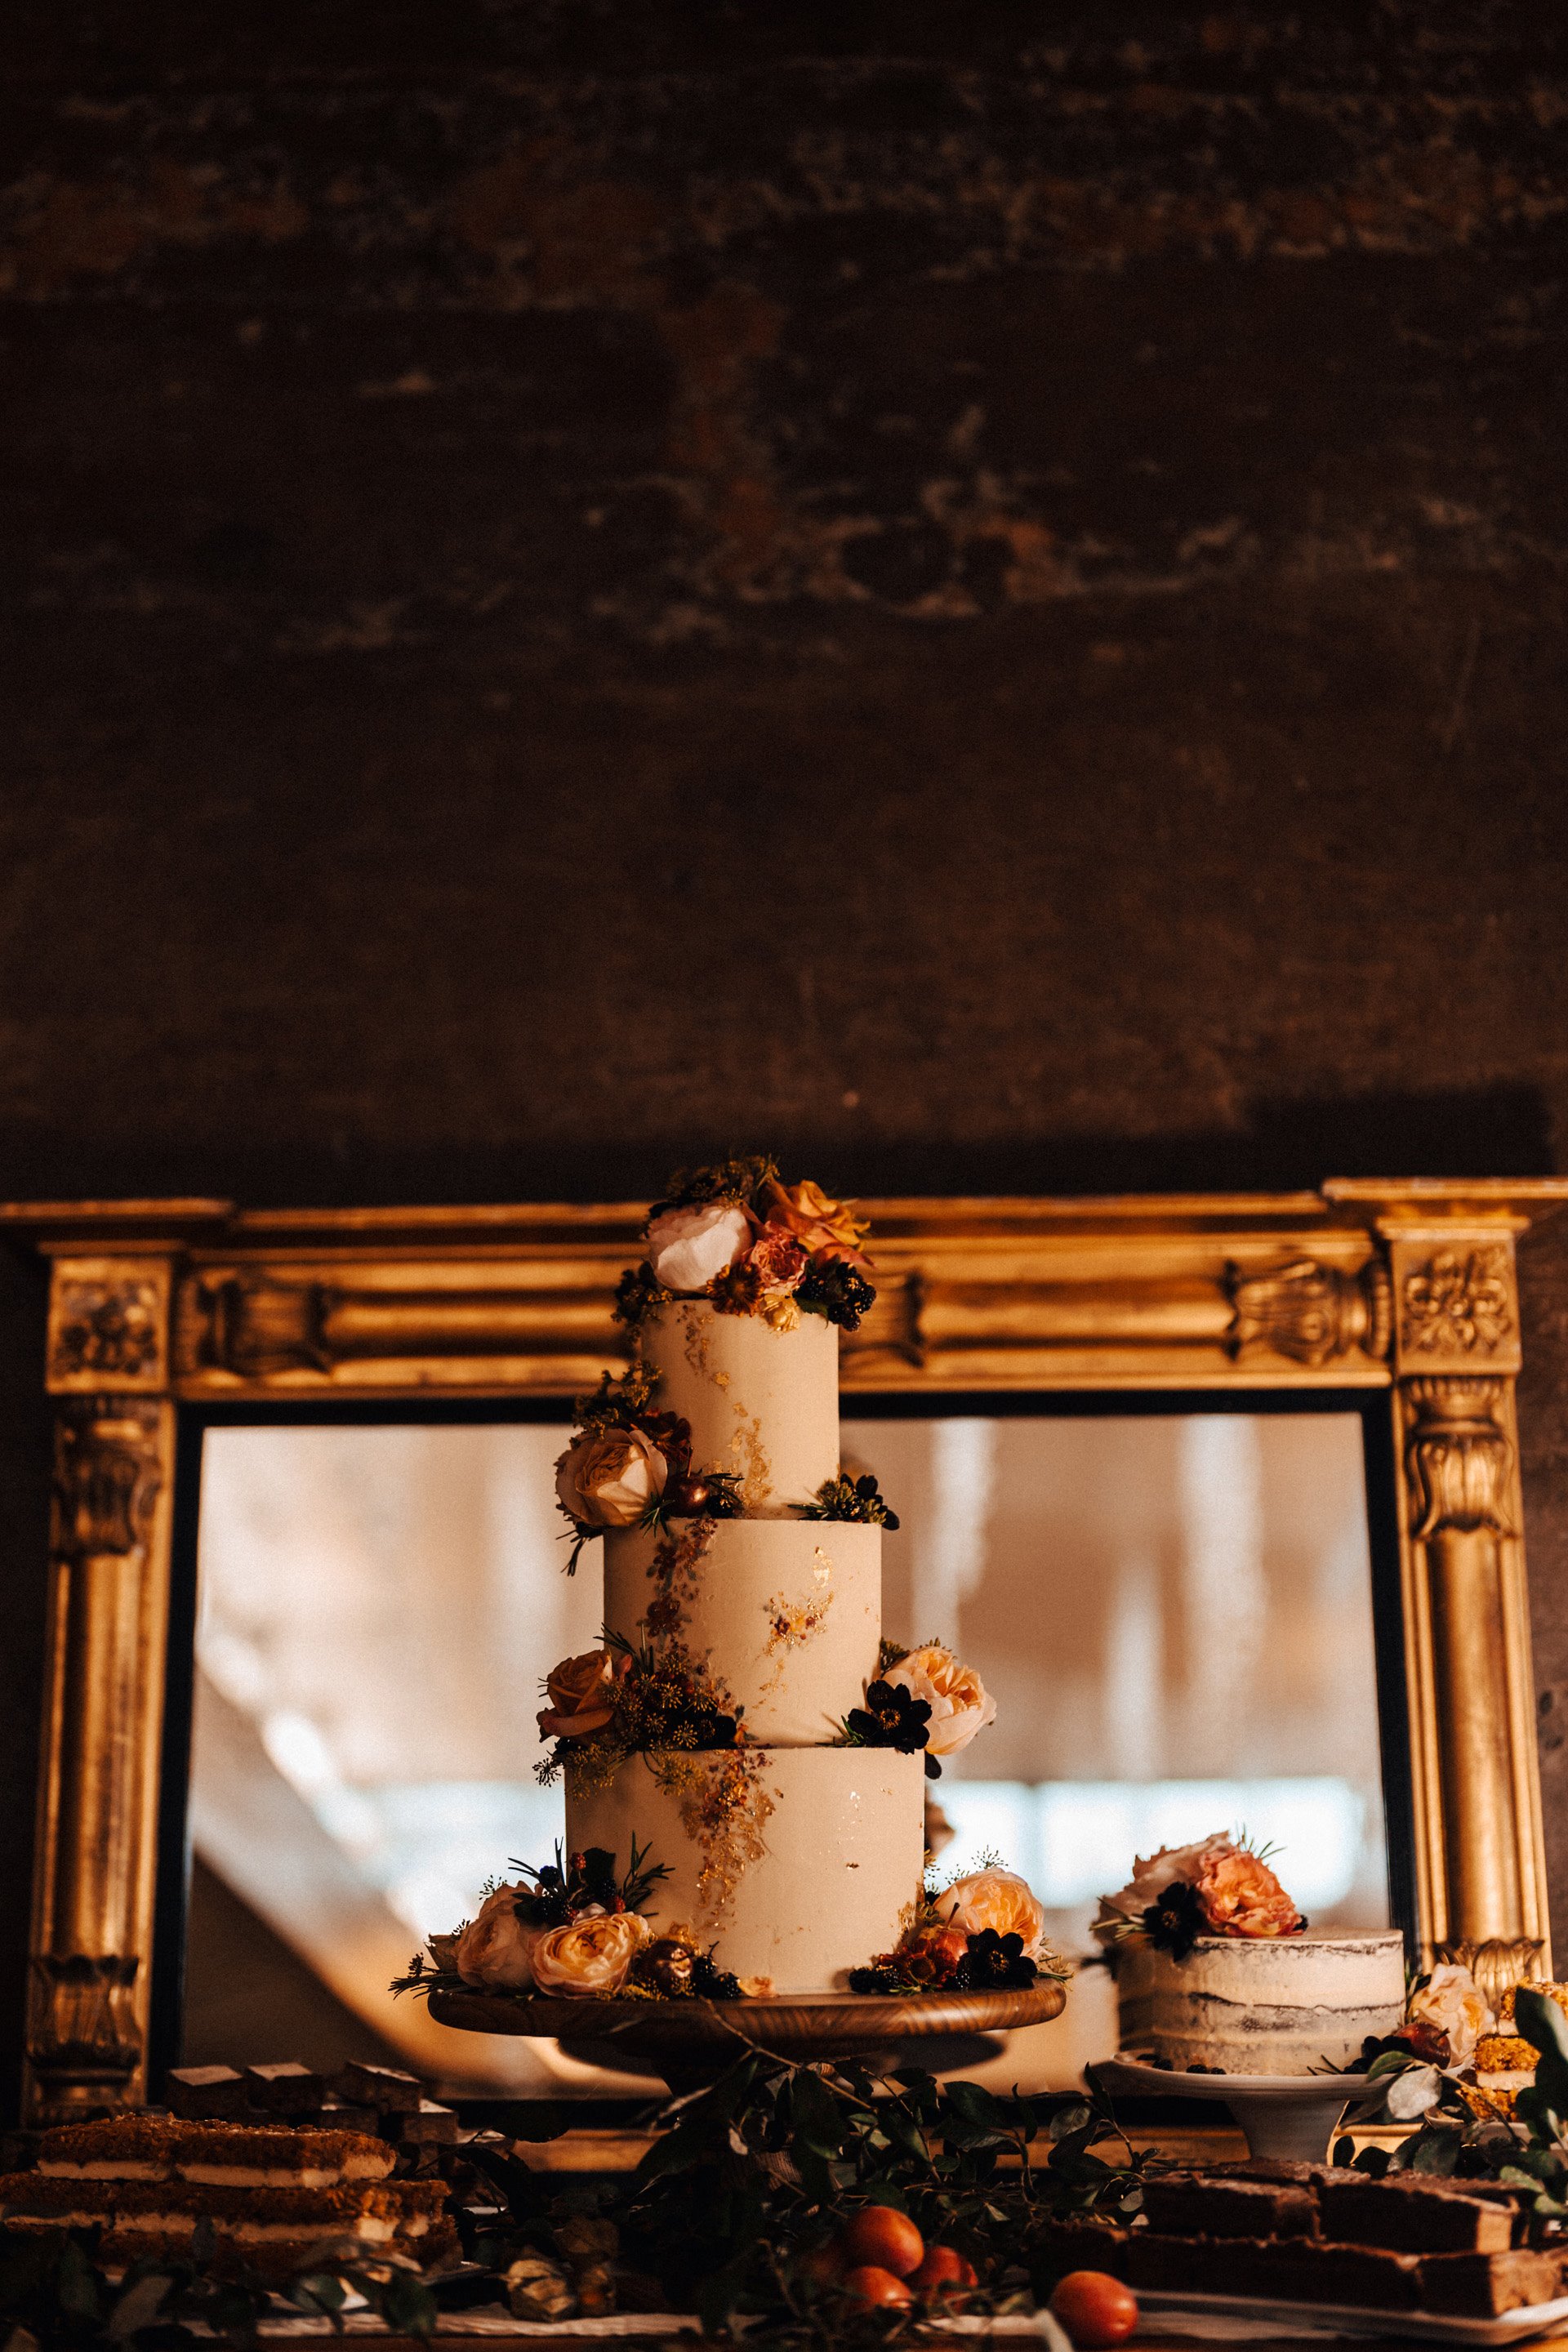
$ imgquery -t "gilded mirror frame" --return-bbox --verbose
[4,1178,1563,2127]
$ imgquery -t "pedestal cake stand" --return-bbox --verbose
[430,1982,1067,2095]
[1093,2054,1377,2164]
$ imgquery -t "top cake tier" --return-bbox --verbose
[639,1302,839,1512]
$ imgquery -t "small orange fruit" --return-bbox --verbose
[842,2265,915,2309]
[910,2243,978,2295]
[1049,2270,1139,2348]
[840,2206,925,2278]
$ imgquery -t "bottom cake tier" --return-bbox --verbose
[564,1745,925,1994]
[1116,1931,1407,2072]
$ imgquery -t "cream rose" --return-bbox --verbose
[882,1645,996,1757]
[644,1201,752,1292]
[555,1425,667,1527]
[532,1910,653,1996]
[537,1646,622,1741]
[1410,1962,1494,2067]
[934,1867,1049,1960]
[454,1886,538,1990]
[1092,1832,1235,1940]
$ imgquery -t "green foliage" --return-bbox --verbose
[798,1473,900,1530]
[617,2052,1142,2339]
[0,2221,439,2352]
[652,1156,781,1217]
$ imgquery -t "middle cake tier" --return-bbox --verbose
[604,1518,880,1744]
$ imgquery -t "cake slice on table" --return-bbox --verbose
[1094,1832,1405,2071]
[2,2117,453,2283]
[413,1160,1062,2011]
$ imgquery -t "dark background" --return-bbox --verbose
[3,0,1568,2118]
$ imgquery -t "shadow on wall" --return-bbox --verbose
[183,1859,405,2074]
[0,1085,1552,1211]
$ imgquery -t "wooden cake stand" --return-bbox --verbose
[429,1980,1067,2093]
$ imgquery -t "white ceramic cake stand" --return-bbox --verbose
[1093,2054,1374,2164]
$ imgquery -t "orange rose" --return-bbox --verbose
[933,1868,1049,1961]
[532,1910,653,1995]
[1196,1848,1303,1940]
[762,1178,871,1267]
[537,1646,623,1741]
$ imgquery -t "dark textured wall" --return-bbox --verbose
[4,2,1568,2110]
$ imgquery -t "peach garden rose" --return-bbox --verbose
[555,1424,667,1527]
[882,1645,996,1757]
[531,1909,653,1996]
[934,1867,1049,1961]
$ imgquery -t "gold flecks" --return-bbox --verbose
[757,1572,834,1698]
[651,1747,774,1931]
[729,1405,772,1507]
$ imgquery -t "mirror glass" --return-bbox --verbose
[184,1410,1387,2093]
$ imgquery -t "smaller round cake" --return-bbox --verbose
[1095,1831,1405,2075]
[1115,1930,1407,2073]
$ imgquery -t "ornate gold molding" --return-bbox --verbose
[25,1389,176,2123]
[3,1181,1564,2118]
[47,1258,171,1394]
[1223,1254,1392,1366]
[1401,1247,1515,1362]
[1404,1377,1515,1540]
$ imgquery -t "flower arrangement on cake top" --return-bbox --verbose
[838,1639,997,1781]
[392,1840,745,2003]
[612,1155,876,1335]
[1094,1829,1307,1958]
[850,1862,1069,1995]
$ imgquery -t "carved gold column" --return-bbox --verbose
[24,1258,178,2123]
[1383,1220,1551,2002]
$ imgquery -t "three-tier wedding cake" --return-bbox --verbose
[556,1169,924,1993]
[419,1161,1057,2016]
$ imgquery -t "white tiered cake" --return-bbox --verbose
[568,1298,925,1993]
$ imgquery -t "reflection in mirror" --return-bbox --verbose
[185,1413,1387,2092]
